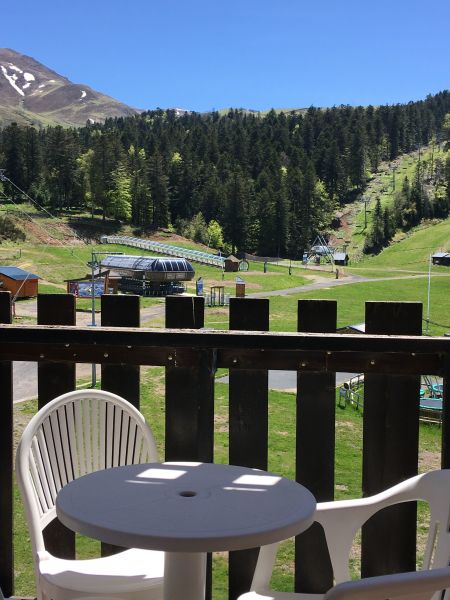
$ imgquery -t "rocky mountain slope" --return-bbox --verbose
[0,48,139,128]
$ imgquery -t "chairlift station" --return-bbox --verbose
[99,254,195,296]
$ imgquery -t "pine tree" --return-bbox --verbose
[108,162,132,221]
[76,150,94,216]
[348,122,366,190]
[149,152,170,229]
[128,146,151,228]
[224,170,248,254]
[364,197,384,253]
[2,123,26,198]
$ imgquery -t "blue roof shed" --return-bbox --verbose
[0,266,40,280]
[0,266,40,298]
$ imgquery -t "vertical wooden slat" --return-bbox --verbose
[101,294,140,557]
[0,292,13,597]
[37,293,76,560]
[165,295,204,329]
[101,295,140,408]
[165,296,214,600]
[228,298,269,600]
[362,301,422,578]
[165,296,214,460]
[441,354,450,469]
[295,299,336,594]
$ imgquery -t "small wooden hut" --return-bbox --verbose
[333,252,349,266]
[431,252,450,266]
[224,255,240,272]
[0,266,40,298]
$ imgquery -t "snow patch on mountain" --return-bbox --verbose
[1,65,24,96]
[80,90,86,100]
[8,63,23,73]
[24,72,35,81]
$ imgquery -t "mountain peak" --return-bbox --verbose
[0,48,139,128]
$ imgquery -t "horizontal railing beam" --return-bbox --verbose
[0,325,447,375]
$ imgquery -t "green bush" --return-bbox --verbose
[0,215,26,242]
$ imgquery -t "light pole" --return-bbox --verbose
[426,254,432,335]
[88,250,123,386]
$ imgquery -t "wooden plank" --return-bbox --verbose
[0,292,13,597]
[101,295,140,408]
[229,298,269,468]
[362,301,422,578]
[165,295,204,329]
[37,294,76,560]
[295,300,336,594]
[228,298,269,600]
[37,294,76,408]
[441,354,450,468]
[164,297,213,460]
[164,296,214,600]
[0,323,447,356]
[165,296,212,461]
[100,295,141,557]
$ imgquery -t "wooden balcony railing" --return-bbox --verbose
[0,292,448,599]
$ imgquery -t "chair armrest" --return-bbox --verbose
[324,567,450,600]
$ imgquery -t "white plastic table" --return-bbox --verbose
[56,461,316,600]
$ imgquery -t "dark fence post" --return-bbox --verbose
[442,353,450,468]
[37,294,76,560]
[0,292,13,597]
[165,296,214,462]
[295,299,337,594]
[101,294,140,408]
[165,296,214,600]
[228,298,269,600]
[37,294,76,408]
[362,301,422,577]
[101,294,141,557]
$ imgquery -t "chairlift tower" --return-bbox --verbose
[306,233,335,271]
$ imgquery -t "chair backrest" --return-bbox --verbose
[323,565,450,600]
[16,389,158,557]
[315,470,450,586]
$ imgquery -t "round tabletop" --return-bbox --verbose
[56,462,316,553]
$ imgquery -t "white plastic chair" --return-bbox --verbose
[239,470,450,600]
[324,566,450,600]
[16,389,164,600]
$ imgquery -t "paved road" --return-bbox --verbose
[247,273,369,297]
[217,370,358,392]
[13,301,165,403]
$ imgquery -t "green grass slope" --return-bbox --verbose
[351,218,450,275]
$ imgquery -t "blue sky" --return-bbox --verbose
[3,0,449,112]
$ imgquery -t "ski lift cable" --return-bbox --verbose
[0,177,94,302]
[0,192,88,267]
[0,179,86,265]
[1,192,88,302]
[1,172,100,271]
[2,173,83,235]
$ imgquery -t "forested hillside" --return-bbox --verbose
[0,91,449,257]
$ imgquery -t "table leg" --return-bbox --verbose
[164,551,207,600]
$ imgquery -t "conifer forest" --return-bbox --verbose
[0,91,449,257]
